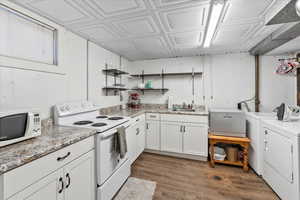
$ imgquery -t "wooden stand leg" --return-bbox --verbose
[209,143,215,168]
[243,144,249,172]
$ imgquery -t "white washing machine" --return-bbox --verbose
[246,112,276,175]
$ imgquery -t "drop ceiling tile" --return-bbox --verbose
[19,0,95,24]
[86,0,147,17]
[101,41,137,52]
[10,0,285,60]
[159,5,209,32]
[169,31,203,48]
[223,0,274,25]
[133,37,171,57]
[113,16,160,36]
[173,47,202,57]
[214,24,251,46]
[151,0,210,8]
[78,25,119,41]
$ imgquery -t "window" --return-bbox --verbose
[0,4,57,65]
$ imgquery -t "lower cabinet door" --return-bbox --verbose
[8,169,64,200]
[126,123,138,164]
[136,119,146,156]
[183,124,208,156]
[161,122,182,153]
[64,150,95,200]
[145,121,160,150]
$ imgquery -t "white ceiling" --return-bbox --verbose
[10,0,284,60]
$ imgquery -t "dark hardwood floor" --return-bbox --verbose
[131,153,279,200]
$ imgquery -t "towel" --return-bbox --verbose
[115,126,127,159]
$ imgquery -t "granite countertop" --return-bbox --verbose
[106,108,209,118]
[0,126,97,175]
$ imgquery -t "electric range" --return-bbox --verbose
[54,101,131,200]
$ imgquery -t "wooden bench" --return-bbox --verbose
[208,133,250,172]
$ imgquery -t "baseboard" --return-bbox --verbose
[144,149,208,161]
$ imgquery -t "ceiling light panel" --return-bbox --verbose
[203,1,225,48]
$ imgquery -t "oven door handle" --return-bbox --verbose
[100,125,130,140]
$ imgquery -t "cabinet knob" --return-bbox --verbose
[264,130,268,135]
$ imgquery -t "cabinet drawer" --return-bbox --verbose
[146,113,160,121]
[161,114,208,124]
[133,114,145,123]
[2,136,95,199]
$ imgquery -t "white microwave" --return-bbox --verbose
[0,111,41,147]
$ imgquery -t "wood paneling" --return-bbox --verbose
[131,153,279,200]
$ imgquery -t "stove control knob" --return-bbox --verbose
[65,105,70,111]
[60,106,65,112]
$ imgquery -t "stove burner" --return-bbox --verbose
[108,117,124,120]
[96,115,108,119]
[91,123,107,127]
[73,120,93,125]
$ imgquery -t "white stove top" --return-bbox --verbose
[62,115,130,132]
[54,101,130,133]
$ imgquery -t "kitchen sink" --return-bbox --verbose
[172,109,196,112]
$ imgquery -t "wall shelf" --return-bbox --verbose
[102,68,129,76]
[132,88,169,94]
[102,87,128,91]
[103,63,128,96]
[131,72,202,77]
[131,69,201,96]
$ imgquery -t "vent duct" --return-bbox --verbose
[267,0,300,25]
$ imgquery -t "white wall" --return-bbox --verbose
[0,31,88,119]
[88,42,130,108]
[0,1,126,118]
[207,53,255,109]
[259,55,296,112]
[130,53,256,110]
[129,56,205,105]
[130,53,297,112]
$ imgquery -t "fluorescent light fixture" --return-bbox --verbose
[203,1,225,48]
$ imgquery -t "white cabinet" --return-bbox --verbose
[145,121,160,150]
[161,122,182,153]
[183,124,208,156]
[64,151,95,200]
[161,122,208,156]
[136,122,145,156]
[7,151,95,200]
[160,114,208,158]
[127,123,137,164]
[127,115,146,164]
[8,169,64,200]
[2,137,95,200]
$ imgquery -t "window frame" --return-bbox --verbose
[0,0,67,75]
[0,3,58,66]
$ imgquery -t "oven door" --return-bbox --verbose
[0,113,28,141]
[96,125,129,185]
